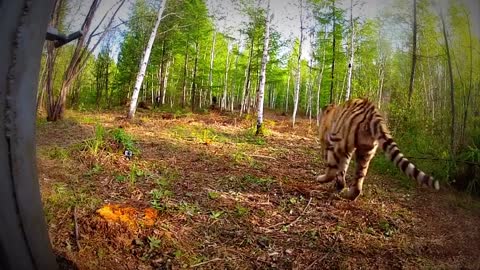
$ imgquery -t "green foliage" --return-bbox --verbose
[209,210,224,219]
[207,191,220,200]
[83,124,106,155]
[47,146,70,161]
[177,201,199,216]
[147,236,161,251]
[129,163,145,185]
[242,174,273,187]
[111,128,138,153]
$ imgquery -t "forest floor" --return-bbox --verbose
[36,108,480,270]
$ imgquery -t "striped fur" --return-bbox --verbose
[317,98,440,200]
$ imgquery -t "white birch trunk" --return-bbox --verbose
[221,44,231,111]
[256,0,271,135]
[316,42,327,126]
[345,0,354,101]
[209,31,217,105]
[285,73,290,113]
[127,0,167,119]
[292,0,303,127]
[162,58,171,105]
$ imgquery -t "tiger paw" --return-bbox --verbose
[341,187,361,201]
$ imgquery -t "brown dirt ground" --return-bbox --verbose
[36,109,480,270]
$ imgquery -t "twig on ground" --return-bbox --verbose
[190,258,222,268]
[267,197,313,229]
[285,197,313,228]
[74,206,81,250]
[305,252,329,270]
[251,154,276,160]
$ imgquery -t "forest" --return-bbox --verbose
[33,0,480,269]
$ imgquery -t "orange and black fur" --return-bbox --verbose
[317,98,440,200]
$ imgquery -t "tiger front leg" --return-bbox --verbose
[332,150,353,192]
[342,147,375,201]
[317,146,351,191]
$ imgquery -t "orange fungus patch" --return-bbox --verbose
[96,204,158,230]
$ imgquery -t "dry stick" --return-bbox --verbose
[305,252,329,270]
[285,197,313,228]
[250,154,276,160]
[267,197,313,229]
[74,206,81,250]
[190,258,222,268]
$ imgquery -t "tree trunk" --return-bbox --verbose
[162,58,171,105]
[408,0,417,107]
[256,0,271,135]
[308,59,313,121]
[316,39,327,126]
[461,7,473,145]
[181,42,189,108]
[345,0,354,101]
[377,64,385,109]
[105,57,110,108]
[0,0,59,268]
[47,0,116,121]
[240,37,255,116]
[158,39,167,105]
[209,30,217,106]
[292,0,303,127]
[36,59,49,113]
[285,73,290,113]
[440,12,455,155]
[191,40,200,111]
[221,43,231,111]
[329,0,336,104]
[127,0,167,119]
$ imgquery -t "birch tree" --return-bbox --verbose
[329,0,336,104]
[221,42,232,110]
[256,0,272,135]
[292,0,304,127]
[407,0,417,107]
[345,0,355,101]
[208,31,217,105]
[127,0,167,120]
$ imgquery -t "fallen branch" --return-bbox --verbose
[190,258,222,268]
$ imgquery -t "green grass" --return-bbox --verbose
[111,128,139,154]
[242,174,273,187]
[44,183,101,222]
[45,146,70,161]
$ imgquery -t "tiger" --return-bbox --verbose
[317,98,440,201]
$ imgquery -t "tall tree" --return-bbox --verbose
[128,0,167,119]
[292,0,304,127]
[256,0,272,135]
[329,0,336,104]
[440,9,455,154]
[345,0,355,101]
[46,0,126,121]
[407,0,417,107]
